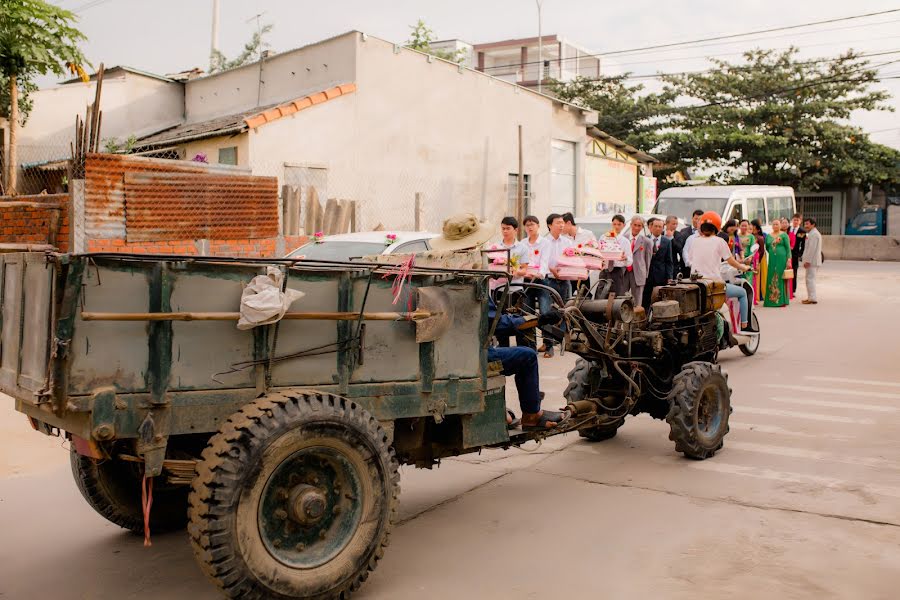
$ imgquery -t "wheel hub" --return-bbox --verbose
[288,485,327,526]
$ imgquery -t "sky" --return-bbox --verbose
[48,0,900,149]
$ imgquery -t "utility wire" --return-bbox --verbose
[480,8,900,72]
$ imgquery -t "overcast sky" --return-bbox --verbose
[49,0,900,148]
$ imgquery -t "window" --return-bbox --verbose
[728,203,743,222]
[551,139,576,215]
[507,173,532,217]
[393,240,429,254]
[654,196,728,222]
[766,196,794,222]
[218,146,238,165]
[746,197,766,224]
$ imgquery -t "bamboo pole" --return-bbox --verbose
[80,309,437,322]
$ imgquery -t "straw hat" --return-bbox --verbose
[429,213,495,251]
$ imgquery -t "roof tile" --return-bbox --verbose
[338,83,357,95]
[245,115,267,129]
[292,97,313,111]
[308,92,328,105]
[324,86,341,100]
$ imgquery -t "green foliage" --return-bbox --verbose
[656,48,896,190]
[102,134,137,154]
[0,0,87,120]
[405,19,468,64]
[209,24,273,74]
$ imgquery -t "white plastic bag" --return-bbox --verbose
[237,266,305,330]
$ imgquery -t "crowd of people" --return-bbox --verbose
[486,208,824,354]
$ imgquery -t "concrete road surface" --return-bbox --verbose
[2,260,899,599]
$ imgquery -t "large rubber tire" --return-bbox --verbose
[564,358,624,442]
[739,312,760,356]
[70,449,189,533]
[665,361,732,459]
[188,391,399,600]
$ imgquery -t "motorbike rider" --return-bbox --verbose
[685,212,756,334]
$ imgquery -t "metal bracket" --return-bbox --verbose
[427,398,447,424]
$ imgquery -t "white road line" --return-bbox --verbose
[769,396,897,413]
[727,441,900,471]
[737,406,876,425]
[685,460,900,499]
[805,376,900,389]
[762,383,900,401]
[728,421,854,441]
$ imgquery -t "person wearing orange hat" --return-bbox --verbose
[686,211,756,333]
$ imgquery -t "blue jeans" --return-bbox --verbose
[726,283,748,325]
[487,346,541,414]
[539,277,571,349]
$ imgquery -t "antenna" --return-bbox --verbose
[246,11,267,61]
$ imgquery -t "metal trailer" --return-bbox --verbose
[0,252,574,599]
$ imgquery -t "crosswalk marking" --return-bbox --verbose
[737,406,876,424]
[684,460,900,500]
[770,396,898,413]
[728,421,854,441]
[727,441,900,471]
[805,375,900,389]
[762,383,900,401]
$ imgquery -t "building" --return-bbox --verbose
[472,35,600,91]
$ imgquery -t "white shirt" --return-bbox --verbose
[566,226,597,246]
[682,232,700,267]
[543,234,574,276]
[489,239,530,284]
[604,232,633,268]
[521,236,550,278]
[688,235,731,281]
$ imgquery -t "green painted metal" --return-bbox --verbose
[51,258,85,414]
[462,385,509,448]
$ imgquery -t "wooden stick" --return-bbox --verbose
[80,309,437,322]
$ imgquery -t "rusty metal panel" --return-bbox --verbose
[83,153,252,240]
[18,254,54,390]
[123,171,278,241]
[0,254,23,386]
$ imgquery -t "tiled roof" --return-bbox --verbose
[243,83,356,129]
[137,83,357,148]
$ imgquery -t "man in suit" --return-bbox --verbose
[788,212,806,294]
[801,217,823,304]
[673,209,704,277]
[643,217,674,308]
[623,215,653,308]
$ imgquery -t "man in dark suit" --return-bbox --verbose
[788,212,806,294]
[643,217,675,308]
[673,209,704,277]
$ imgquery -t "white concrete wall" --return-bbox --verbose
[17,73,184,163]
[185,34,357,123]
[248,33,590,233]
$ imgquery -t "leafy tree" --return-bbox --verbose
[656,48,896,190]
[209,24,273,74]
[550,74,675,151]
[0,75,37,123]
[405,19,468,64]
[0,0,87,193]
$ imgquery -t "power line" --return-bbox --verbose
[480,8,900,73]
[72,0,113,13]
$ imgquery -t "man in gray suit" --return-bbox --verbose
[801,217,823,304]
[623,215,653,308]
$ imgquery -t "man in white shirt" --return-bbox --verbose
[521,215,549,279]
[539,213,573,357]
[488,216,530,286]
[562,213,597,246]
[602,214,634,296]
[801,217,823,305]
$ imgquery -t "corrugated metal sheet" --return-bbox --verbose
[124,171,278,241]
[83,153,253,239]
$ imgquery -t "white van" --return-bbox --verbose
[653,186,797,232]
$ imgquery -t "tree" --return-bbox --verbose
[656,48,895,190]
[0,0,87,194]
[209,24,273,74]
[551,74,675,151]
[405,19,468,64]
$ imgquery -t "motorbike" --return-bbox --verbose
[717,245,760,356]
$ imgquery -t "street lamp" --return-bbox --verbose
[536,0,543,94]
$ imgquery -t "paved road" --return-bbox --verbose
[2,261,899,599]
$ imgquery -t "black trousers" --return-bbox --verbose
[791,255,800,293]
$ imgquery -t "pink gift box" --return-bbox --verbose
[525,265,543,278]
[557,267,588,280]
[581,256,606,270]
[557,255,586,269]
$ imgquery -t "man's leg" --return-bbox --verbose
[634,284,645,309]
[791,255,799,293]
[806,266,817,302]
[487,346,541,415]
[642,284,655,310]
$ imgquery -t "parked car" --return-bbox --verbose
[285,231,437,261]
[654,185,796,232]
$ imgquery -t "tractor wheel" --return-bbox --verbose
[70,449,189,533]
[188,391,399,600]
[666,361,732,459]
[564,358,624,442]
[739,312,761,356]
